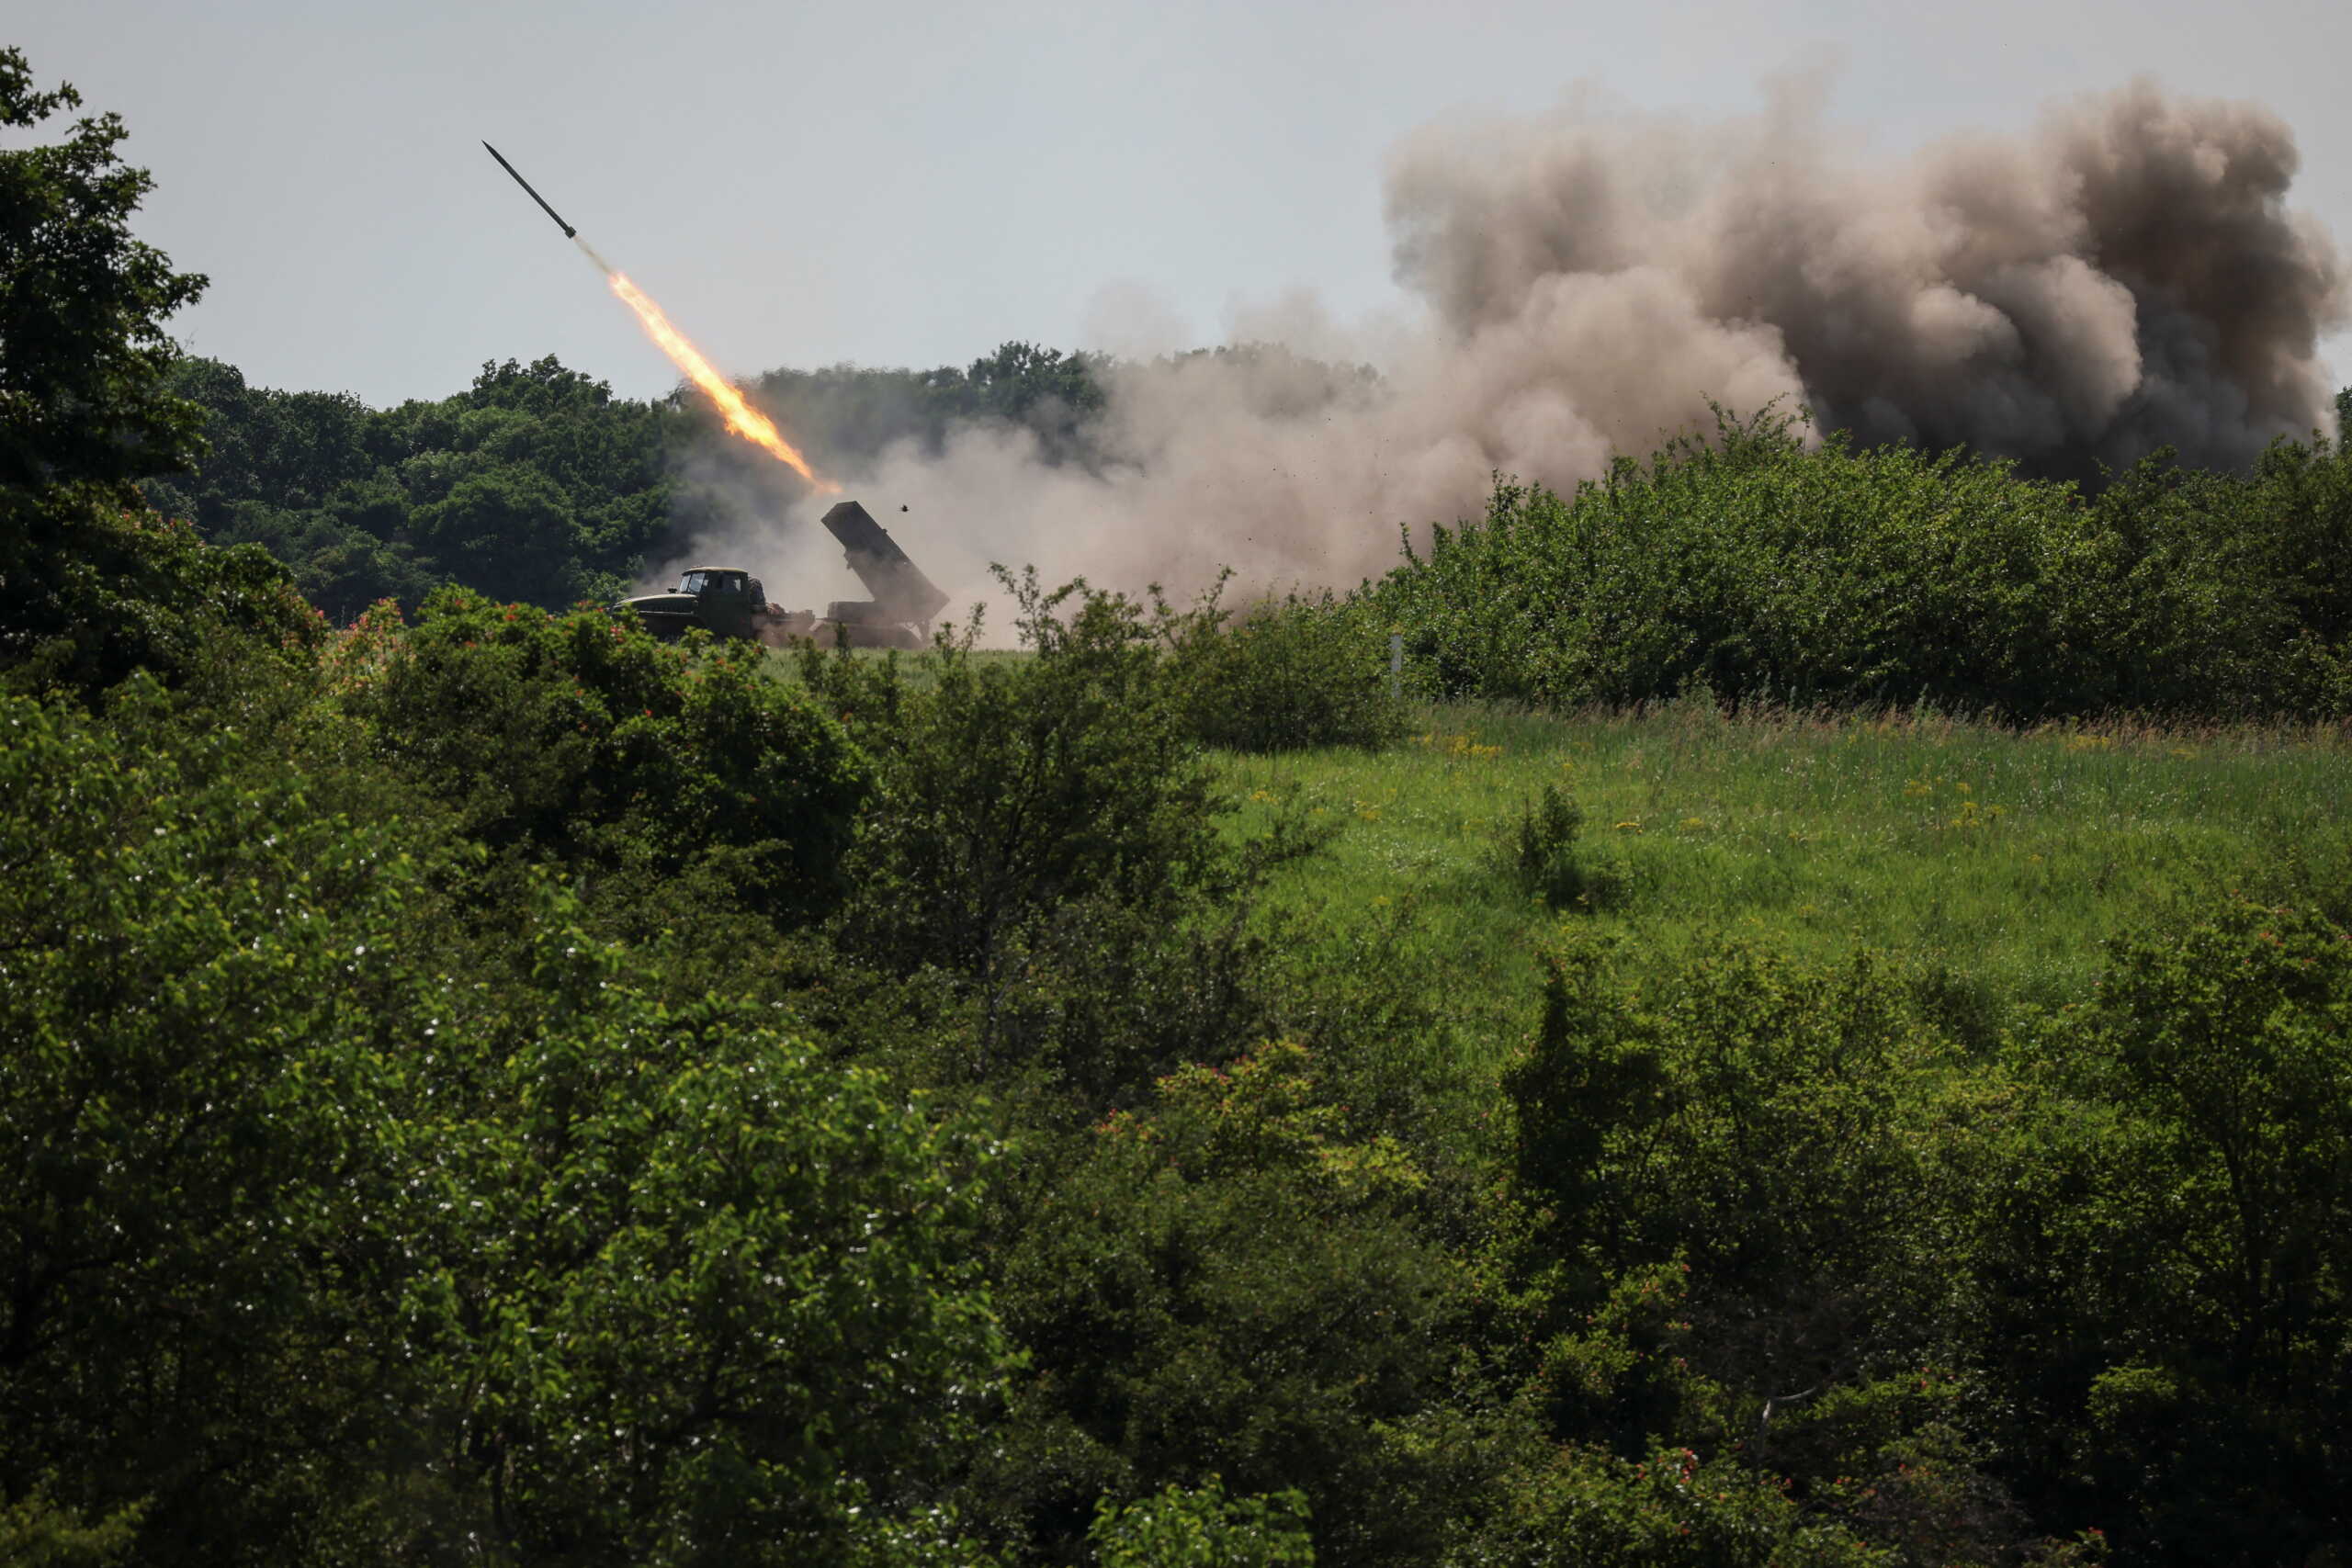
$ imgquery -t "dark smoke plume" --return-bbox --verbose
[1387,77,2346,476]
[684,80,2346,615]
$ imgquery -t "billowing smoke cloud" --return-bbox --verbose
[670,78,2347,624]
[1389,75,2343,476]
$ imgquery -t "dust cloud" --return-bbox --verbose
[677,78,2347,625]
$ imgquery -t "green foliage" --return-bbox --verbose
[2071,898,2352,1391]
[1,500,322,699]
[144,342,1117,622]
[1961,897,2352,1564]
[990,1041,1462,1565]
[0,51,317,701]
[1090,1477,1315,1567]
[0,1489,143,1568]
[833,570,1223,988]
[1460,1442,1891,1568]
[1166,589,1408,753]
[0,679,1007,1563]
[335,589,869,925]
[0,48,205,491]
[145,355,686,618]
[1373,408,2352,719]
[0,679,451,1550]
[1506,784,1624,910]
[16,64,2352,1560]
[416,943,1012,1565]
[750,341,1108,470]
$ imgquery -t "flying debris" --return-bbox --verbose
[481,141,577,240]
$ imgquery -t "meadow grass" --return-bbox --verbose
[1221,697,2352,1056]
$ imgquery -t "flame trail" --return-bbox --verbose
[575,237,838,492]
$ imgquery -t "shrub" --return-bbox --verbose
[2061,897,2352,1393]
[1089,1478,1314,1567]
[1984,897,2352,1564]
[1,499,322,702]
[0,682,1011,1563]
[1505,937,1953,1420]
[334,588,869,925]
[418,931,1012,1565]
[839,570,1224,987]
[1168,590,1407,752]
[0,682,447,1555]
[1459,1442,1886,1568]
[1372,407,2352,720]
[1506,784,1624,910]
[991,1041,1461,1566]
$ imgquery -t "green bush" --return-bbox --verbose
[413,932,1013,1565]
[990,1041,1462,1566]
[1372,407,2352,720]
[1168,591,1407,753]
[836,570,1224,987]
[1505,784,1627,910]
[0,680,1011,1564]
[1978,896,2352,1564]
[335,588,870,925]
[1457,1442,1888,1568]
[1090,1478,1314,1567]
[0,681,449,1554]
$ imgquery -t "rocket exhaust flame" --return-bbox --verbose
[574,237,837,492]
[481,144,833,490]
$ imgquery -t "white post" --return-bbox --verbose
[1388,633,1404,700]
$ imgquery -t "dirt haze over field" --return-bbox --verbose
[694,78,2348,623]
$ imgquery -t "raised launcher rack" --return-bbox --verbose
[819,501,949,633]
[755,501,952,650]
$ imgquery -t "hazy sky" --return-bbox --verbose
[13,0,2350,407]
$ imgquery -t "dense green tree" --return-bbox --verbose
[148,355,690,617]
[1088,1478,1314,1567]
[0,680,454,1554]
[0,672,1007,1564]
[0,48,202,491]
[0,49,313,697]
[746,341,1110,471]
[987,1043,1462,1565]
[1965,898,2352,1565]
[410,936,1012,1565]
[142,341,1123,626]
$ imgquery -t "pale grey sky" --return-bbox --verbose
[13,0,2349,406]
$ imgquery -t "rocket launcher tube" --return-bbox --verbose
[820,502,949,625]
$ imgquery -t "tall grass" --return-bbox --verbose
[1223,695,2352,1054]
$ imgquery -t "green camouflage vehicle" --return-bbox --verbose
[611,502,950,649]
[613,565,774,641]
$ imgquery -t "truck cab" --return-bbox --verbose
[613,567,769,640]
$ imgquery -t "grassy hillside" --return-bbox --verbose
[1227,699,2350,1046]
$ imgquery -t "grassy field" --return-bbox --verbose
[1223,698,2352,1058]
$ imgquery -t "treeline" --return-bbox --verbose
[141,341,1111,623]
[160,352,2352,726]
[1373,402,2352,721]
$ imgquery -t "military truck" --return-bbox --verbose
[612,501,950,650]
